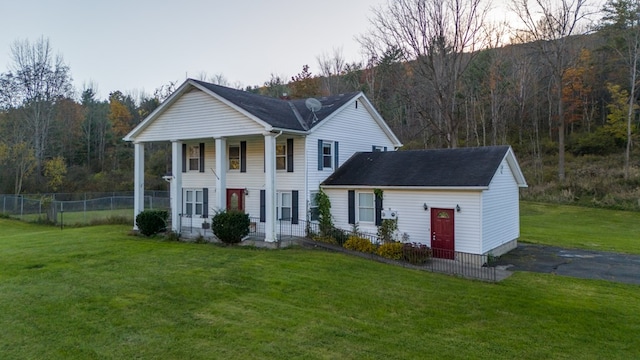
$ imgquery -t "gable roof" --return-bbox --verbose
[191,79,360,131]
[322,146,527,189]
[125,78,389,141]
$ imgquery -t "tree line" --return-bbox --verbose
[0,0,638,197]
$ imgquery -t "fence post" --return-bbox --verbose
[21,196,24,219]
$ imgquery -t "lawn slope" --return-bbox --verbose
[0,219,638,359]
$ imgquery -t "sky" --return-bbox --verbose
[0,0,516,101]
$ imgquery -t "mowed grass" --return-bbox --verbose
[1,219,639,359]
[520,202,640,254]
[17,208,133,225]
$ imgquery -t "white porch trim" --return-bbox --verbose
[171,140,183,232]
[133,142,144,230]
[264,132,277,242]
[215,137,227,211]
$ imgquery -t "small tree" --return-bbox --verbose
[212,210,250,244]
[315,190,333,237]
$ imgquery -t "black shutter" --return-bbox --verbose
[372,145,376,152]
[181,143,187,172]
[259,190,266,222]
[199,143,205,172]
[240,141,247,173]
[202,188,209,218]
[348,190,355,224]
[317,139,323,170]
[291,190,299,224]
[384,146,388,151]
[287,138,294,172]
[375,192,383,226]
[334,141,339,169]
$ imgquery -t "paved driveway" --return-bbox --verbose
[494,244,640,285]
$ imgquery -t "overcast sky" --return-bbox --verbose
[0,0,516,101]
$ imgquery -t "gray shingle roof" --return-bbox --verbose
[322,146,512,187]
[192,79,359,131]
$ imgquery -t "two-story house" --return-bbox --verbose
[123,79,402,242]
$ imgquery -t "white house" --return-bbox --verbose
[123,79,402,242]
[321,146,528,257]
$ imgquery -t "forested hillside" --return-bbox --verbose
[1,0,639,210]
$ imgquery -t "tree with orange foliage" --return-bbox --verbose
[289,65,321,99]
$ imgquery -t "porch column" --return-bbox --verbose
[133,142,144,230]
[171,140,183,232]
[264,132,277,242]
[215,137,227,211]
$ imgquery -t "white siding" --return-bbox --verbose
[324,188,484,254]
[481,159,520,254]
[179,135,308,232]
[306,97,398,194]
[135,89,265,142]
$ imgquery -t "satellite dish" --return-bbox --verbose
[305,98,322,112]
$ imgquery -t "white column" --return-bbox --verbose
[133,142,145,230]
[264,132,277,242]
[215,137,227,211]
[171,140,183,232]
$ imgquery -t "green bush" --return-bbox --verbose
[344,235,376,253]
[135,210,168,236]
[211,210,250,244]
[402,243,432,264]
[377,242,404,260]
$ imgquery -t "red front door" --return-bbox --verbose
[431,208,455,259]
[226,189,245,212]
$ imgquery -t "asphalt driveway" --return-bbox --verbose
[494,243,640,285]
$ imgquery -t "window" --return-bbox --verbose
[358,192,375,223]
[277,192,292,221]
[276,144,286,170]
[184,189,203,217]
[309,191,319,221]
[372,146,385,152]
[229,145,240,170]
[188,145,200,171]
[322,141,333,168]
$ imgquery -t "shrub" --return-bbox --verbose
[135,210,168,236]
[344,235,376,253]
[377,218,398,244]
[377,242,404,260]
[402,243,432,264]
[211,210,250,244]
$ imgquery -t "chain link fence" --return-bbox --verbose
[0,192,169,226]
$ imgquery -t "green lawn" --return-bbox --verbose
[16,208,133,225]
[0,219,639,359]
[520,202,640,254]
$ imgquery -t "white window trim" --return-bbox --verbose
[188,145,200,171]
[309,191,319,222]
[228,144,240,171]
[357,192,375,223]
[322,141,333,169]
[372,146,384,152]
[184,189,204,217]
[277,191,292,221]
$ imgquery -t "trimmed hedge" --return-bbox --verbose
[212,210,250,244]
[135,210,168,236]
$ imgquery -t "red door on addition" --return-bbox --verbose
[226,189,244,212]
[431,208,455,259]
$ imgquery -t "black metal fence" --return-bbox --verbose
[243,217,497,282]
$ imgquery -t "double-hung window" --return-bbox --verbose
[276,144,286,170]
[184,189,203,217]
[322,141,333,169]
[188,145,200,171]
[358,192,375,223]
[277,192,292,221]
[228,145,240,170]
[309,191,319,221]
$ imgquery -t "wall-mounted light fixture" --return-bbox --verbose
[456,204,461,212]
[244,188,249,196]
[423,203,428,211]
